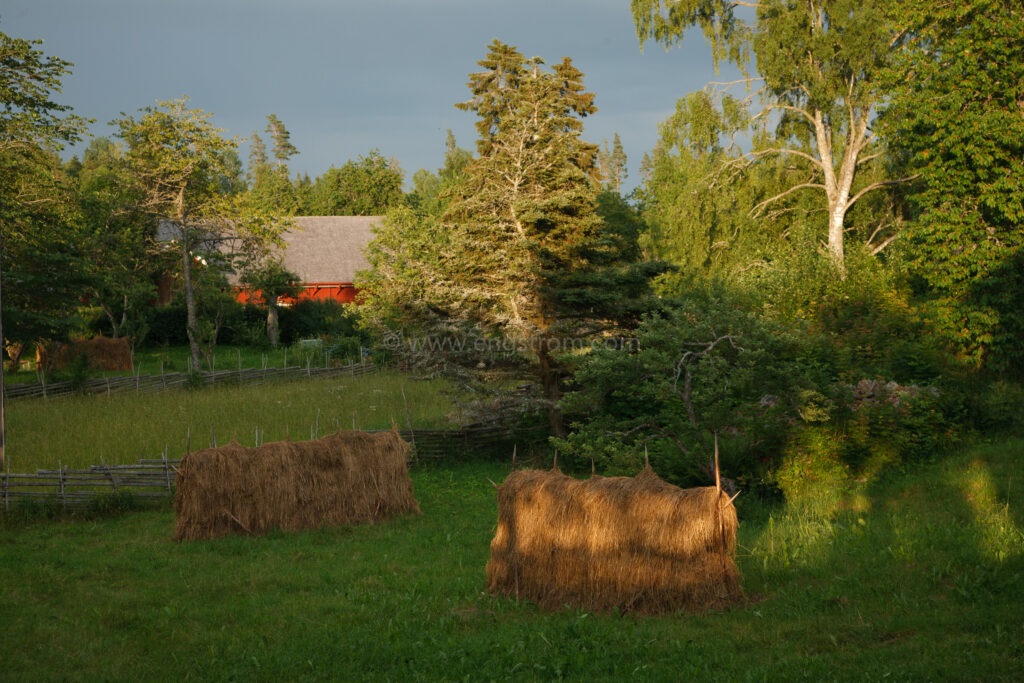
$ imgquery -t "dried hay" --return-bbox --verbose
[486,466,743,614]
[38,336,133,371]
[174,430,420,541]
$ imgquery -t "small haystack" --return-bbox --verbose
[174,430,420,541]
[38,336,133,371]
[486,466,743,614]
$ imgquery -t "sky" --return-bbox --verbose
[2,0,740,194]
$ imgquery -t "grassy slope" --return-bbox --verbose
[4,370,454,471]
[1,438,1022,681]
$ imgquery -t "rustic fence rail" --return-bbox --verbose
[0,423,548,512]
[2,361,376,401]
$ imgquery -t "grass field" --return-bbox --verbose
[3,343,361,385]
[3,370,455,472]
[1,435,1022,680]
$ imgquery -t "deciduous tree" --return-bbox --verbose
[113,97,283,371]
[880,0,1024,371]
[632,0,912,270]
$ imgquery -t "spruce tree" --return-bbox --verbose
[363,41,666,436]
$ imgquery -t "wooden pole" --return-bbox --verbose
[400,384,415,449]
[163,447,172,494]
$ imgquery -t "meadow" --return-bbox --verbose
[1,437,1022,680]
[1,372,1022,679]
[3,369,454,472]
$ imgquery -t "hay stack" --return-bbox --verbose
[486,467,743,614]
[174,430,420,541]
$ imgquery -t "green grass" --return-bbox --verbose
[3,344,361,385]
[4,370,455,472]
[1,437,1022,680]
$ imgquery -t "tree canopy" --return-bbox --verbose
[632,0,908,269]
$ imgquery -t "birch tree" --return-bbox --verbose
[632,0,914,269]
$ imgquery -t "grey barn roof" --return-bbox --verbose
[280,216,381,284]
[157,216,381,285]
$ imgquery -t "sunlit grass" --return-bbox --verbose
[4,370,454,472]
[2,343,362,384]
[1,436,1022,679]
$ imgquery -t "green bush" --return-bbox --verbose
[278,299,363,345]
[556,290,813,487]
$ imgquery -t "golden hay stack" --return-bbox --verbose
[486,467,743,614]
[174,430,420,541]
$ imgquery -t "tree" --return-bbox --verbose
[0,28,90,464]
[637,89,798,280]
[362,41,666,436]
[597,132,628,192]
[70,137,163,347]
[406,130,473,216]
[247,131,268,184]
[247,121,299,213]
[632,0,912,270]
[113,97,271,371]
[304,150,404,215]
[880,1,1024,372]
[239,258,301,347]
[264,114,299,168]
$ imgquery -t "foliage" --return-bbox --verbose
[246,115,301,213]
[631,0,908,268]
[880,0,1024,373]
[113,97,288,370]
[0,29,89,156]
[239,257,301,347]
[303,149,404,216]
[405,130,473,216]
[636,89,797,279]
[277,299,365,346]
[596,132,627,192]
[67,137,165,346]
[0,149,91,350]
[0,28,91,365]
[557,291,810,486]
[362,41,666,436]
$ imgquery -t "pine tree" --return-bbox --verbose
[264,114,298,167]
[247,131,268,184]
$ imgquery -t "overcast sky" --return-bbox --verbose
[3,0,740,193]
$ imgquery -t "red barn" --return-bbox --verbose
[235,215,381,306]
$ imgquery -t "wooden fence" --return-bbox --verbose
[0,423,548,512]
[2,361,376,401]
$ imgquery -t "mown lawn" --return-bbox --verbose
[1,437,1022,681]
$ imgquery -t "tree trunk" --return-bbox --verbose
[827,200,847,268]
[266,295,280,348]
[179,227,202,373]
[536,345,565,438]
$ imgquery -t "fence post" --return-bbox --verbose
[101,455,118,493]
[163,447,172,494]
[3,454,9,512]
[58,460,65,510]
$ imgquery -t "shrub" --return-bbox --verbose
[556,290,813,487]
[278,299,363,345]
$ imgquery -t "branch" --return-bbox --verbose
[869,233,899,255]
[749,146,823,170]
[750,182,827,217]
[846,174,921,210]
[762,102,818,127]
